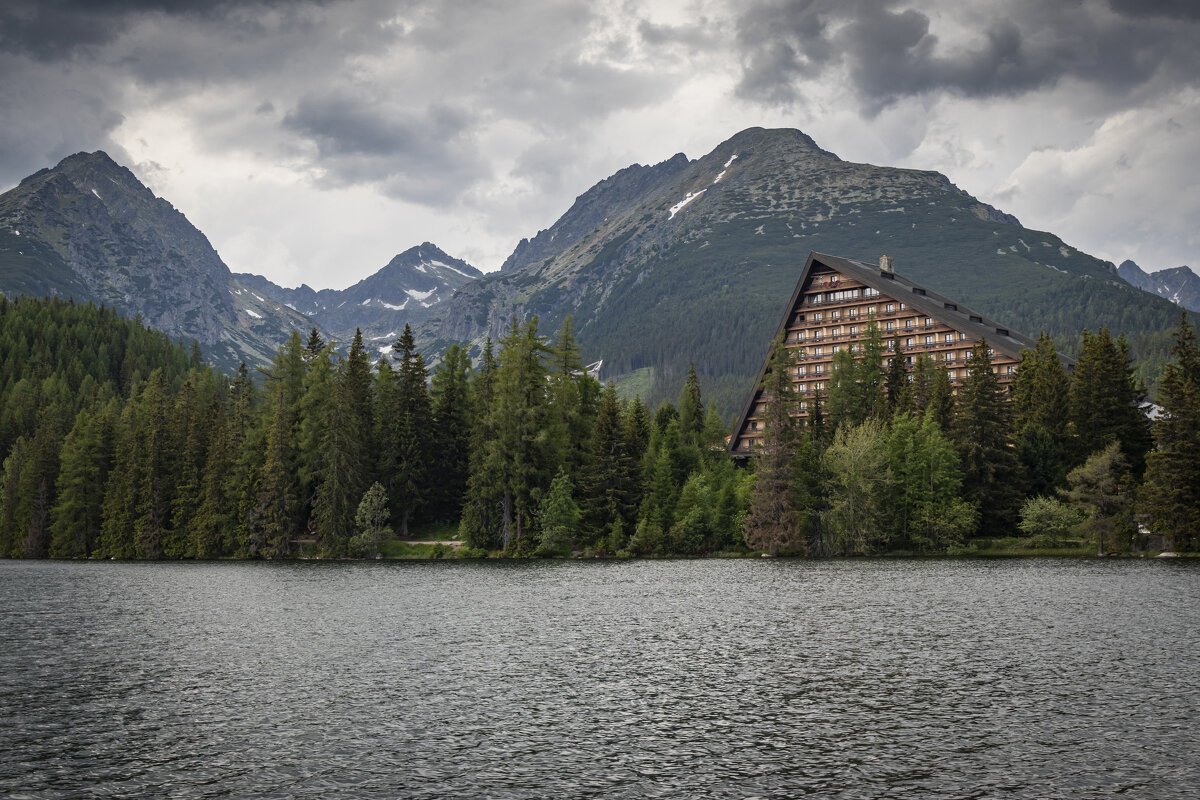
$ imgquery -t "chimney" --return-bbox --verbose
[880,255,894,274]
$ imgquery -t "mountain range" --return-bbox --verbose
[418,127,1182,411]
[1116,260,1200,313]
[235,243,481,357]
[0,130,1187,414]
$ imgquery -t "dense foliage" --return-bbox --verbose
[746,316,1199,555]
[0,298,748,559]
[2,297,1196,559]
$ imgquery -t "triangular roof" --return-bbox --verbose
[730,251,1064,454]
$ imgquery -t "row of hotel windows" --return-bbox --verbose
[807,286,882,303]
[789,362,1014,392]
[798,340,988,359]
[796,326,967,343]
[805,302,903,323]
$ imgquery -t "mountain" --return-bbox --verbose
[1117,259,1200,313]
[423,127,1182,414]
[0,151,314,369]
[235,242,481,352]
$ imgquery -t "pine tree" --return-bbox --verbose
[951,340,1022,536]
[580,383,637,544]
[429,343,473,523]
[1138,312,1200,550]
[391,325,432,538]
[50,402,115,558]
[744,335,806,554]
[460,338,501,550]
[1068,328,1151,474]
[678,363,704,446]
[536,468,580,557]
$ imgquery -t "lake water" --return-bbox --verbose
[1,558,1198,799]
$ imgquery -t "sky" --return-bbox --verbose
[1,0,1197,290]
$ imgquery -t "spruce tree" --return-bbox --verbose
[951,340,1022,536]
[1139,313,1200,550]
[392,325,432,538]
[429,343,473,523]
[744,335,806,554]
[580,383,637,544]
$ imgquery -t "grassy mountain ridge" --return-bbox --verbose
[422,127,1180,415]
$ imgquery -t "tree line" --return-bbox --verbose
[745,315,1200,554]
[1,295,1196,559]
[0,296,748,559]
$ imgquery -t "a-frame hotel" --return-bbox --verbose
[730,251,1044,456]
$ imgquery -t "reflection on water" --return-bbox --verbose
[1,558,1198,798]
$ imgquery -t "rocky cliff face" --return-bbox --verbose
[236,242,481,353]
[0,151,315,369]
[422,126,1179,413]
[1118,259,1200,312]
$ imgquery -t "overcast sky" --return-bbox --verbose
[1,0,1197,289]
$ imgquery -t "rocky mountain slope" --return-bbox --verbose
[236,242,481,353]
[0,151,313,369]
[1118,259,1200,313]
[423,127,1182,413]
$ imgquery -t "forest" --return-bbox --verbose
[0,295,1197,560]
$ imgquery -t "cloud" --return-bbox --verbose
[733,0,1200,114]
[283,91,489,204]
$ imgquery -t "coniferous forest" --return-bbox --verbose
[1,295,1197,560]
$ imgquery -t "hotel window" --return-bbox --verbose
[1006,365,1015,375]
[797,366,806,376]
[925,335,933,345]
[887,340,896,350]
[831,310,840,320]
[925,317,933,327]
[849,325,858,335]
[832,345,841,353]
[815,382,824,390]
[945,352,954,362]
[886,303,895,313]
[988,348,995,356]
[959,332,967,341]
[795,331,804,341]
[800,402,807,411]
[906,356,913,365]
[813,312,822,321]
[945,333,954,343]
[814,365,824,375]
[904,319,914,329]
[905,337,914,347]
[948,370,956,379]
[886,321,895,331]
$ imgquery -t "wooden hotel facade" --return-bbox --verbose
[730,251,1044,456]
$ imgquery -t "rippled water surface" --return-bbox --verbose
[2,558,1199,798]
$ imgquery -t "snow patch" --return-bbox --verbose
[997,249,1007,255]
[252,293,265,303]
[414,262,427,273]
[405,288,436,302]
[669,189,706,219]
[361,298,374,306]
[285,303,297,311]
[243,308,262,319]
[13,230,18,236]
[382,300,409,311]
[723,153,738,168]
[1059,246,1070,258]
[91,189,101,200]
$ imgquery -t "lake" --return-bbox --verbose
[1,558,1198,798]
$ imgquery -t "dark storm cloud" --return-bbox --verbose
[0,0,276,59]
[283,91,488,204]
[734,0,1200,112]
